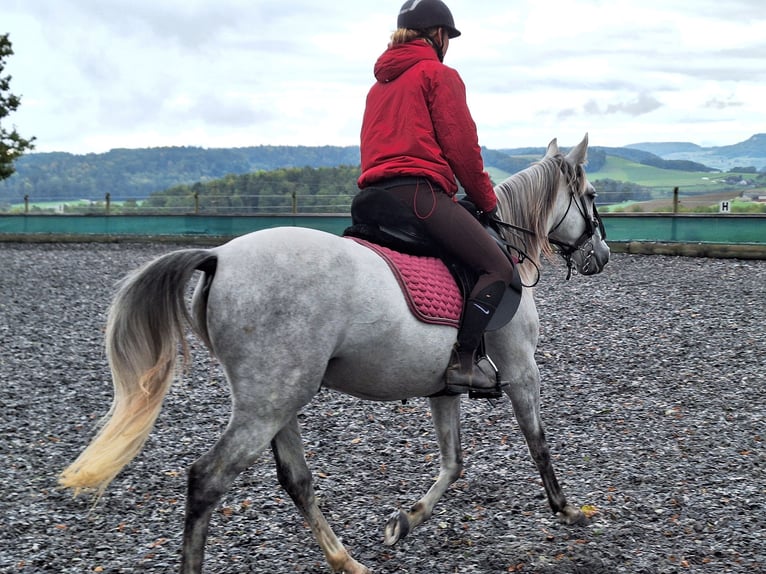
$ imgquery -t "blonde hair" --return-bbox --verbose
[389,27,439,47]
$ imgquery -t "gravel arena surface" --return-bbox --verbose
[1,242,764,573]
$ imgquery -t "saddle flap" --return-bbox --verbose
[486,267,522,331]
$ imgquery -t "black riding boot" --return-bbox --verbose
[445,281,505,395]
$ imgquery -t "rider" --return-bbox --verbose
[355,0,514,394]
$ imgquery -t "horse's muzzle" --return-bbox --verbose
[572,236,610,275]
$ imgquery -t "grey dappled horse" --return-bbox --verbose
[61,135,610,573]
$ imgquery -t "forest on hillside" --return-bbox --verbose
[141,161,659,214]
[61,165,675,215]
[142,165,361,214]
[1,143,725,208]
[0,145,360,204]
[4,142,764,215]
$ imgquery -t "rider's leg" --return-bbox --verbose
[445,279,506,392]
[390,182,514,391]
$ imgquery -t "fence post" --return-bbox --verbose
[194,192,199,214]
[292,191,297,214]
[24,194,29,214]
[671,187,679,241]
[105,192,111,214]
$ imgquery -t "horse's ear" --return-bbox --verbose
[566,133,589,165]
[545,138,559,157]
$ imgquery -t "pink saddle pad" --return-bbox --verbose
[350,238,462,328]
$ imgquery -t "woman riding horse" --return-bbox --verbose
[355,0,514,395]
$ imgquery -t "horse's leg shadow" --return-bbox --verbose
[506,369,586,525]
[272,415,371,574]
[384,394,463,546]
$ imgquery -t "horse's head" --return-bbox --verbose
[544,134,610,277]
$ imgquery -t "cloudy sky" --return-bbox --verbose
[3,0,765,155]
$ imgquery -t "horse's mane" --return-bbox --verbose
[494,153,584,281]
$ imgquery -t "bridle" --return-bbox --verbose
[490,159,606,282]
[548,182,607,279]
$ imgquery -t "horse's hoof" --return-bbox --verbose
[331,553,370,573]
[383,509,410,546]
[558,504,587,525]
[339,560,371,574]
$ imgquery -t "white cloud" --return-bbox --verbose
[2,0,764,153]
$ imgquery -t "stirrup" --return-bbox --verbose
[441,352,506,400]
[467,355,506,400]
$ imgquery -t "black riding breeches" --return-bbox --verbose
[377,180,514,299]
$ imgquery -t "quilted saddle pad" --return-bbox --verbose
[350,238,462,328]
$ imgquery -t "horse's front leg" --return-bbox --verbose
[272,416,370,574]
[507,366,585,525]
[384,394,463,546]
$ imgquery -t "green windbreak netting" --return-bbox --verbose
[604,215,765,244]
[0,214,764,244]
[0,215,353,238]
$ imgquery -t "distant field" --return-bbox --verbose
[485,154,763,213]
[5,154,757,215]
[593,156,742,192]
[490,155,752,194]
[603,191,748,213]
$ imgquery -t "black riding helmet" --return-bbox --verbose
[397,0,461,38]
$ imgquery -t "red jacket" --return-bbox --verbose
[358,40,496,213]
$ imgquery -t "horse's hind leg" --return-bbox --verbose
[271,416,370,574]
[384,394,463,546]
[181,412,285,574]
[506,367,585,525]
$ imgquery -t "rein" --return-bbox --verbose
[487,217,542,288]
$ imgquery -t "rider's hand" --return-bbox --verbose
[480,206,499,224]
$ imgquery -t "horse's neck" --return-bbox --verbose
[495,157,561,268]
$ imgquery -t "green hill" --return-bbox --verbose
[2,136,763,210]
[141,156,760,215]
[0,146,360,203]
[592,156,765,209]
[594,156,726,191]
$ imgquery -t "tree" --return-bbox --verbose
[1,33,35,180]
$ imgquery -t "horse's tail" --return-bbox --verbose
[59,249,218,496]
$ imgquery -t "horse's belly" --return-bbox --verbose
[322,326,454,400]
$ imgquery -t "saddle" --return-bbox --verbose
[343,186,522,331]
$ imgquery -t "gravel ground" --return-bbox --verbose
[1,242,764,574]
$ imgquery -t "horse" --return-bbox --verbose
[60,134,610,574]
